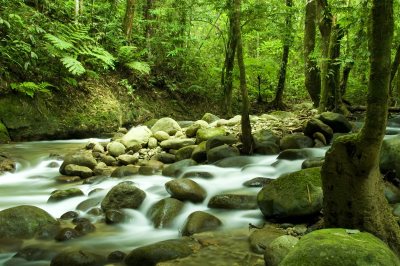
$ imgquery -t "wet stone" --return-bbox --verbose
[105,209,125,224]
[55,228,80,241]
[60,211,79,220]
[243,177,274,187]
[74,221,96,235]
[108,250,126,263]
[55,175,81,183]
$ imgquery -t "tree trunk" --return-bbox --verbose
[223,0,239,116]
[75,0,80,23]
[304,0,321,107]
[270,0,292,110]
[340,61,353,96]
[233,0,253,155]
[321,0,400,255]
[317,0,332,113]
[123,0,136,40]
[390,44,400,101]
[143,0,154,58]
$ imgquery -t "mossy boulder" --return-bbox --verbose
[147,198,185,228]
[48,188,85,202]
[0,154,16,173]
[380,135,400,178]
[60,150,97,175]
[0,121,10,143]
[181,211,222,236]
[318,112,352,133]
[160,138,196,150]
[206,135,238,151]
[122,126,152,146]
[111,165,140,177]
[191,141,207,163]
[125,239,197,266]
[0,205,59,239]
[185,120,208,137]
[280,229,400,266]
[207,194,258,210]
[196,127,226,143]
[165,179,207,203]
[162,159,197,177]
[107,141,126,157]
[64,164,93,178]
[280,134,314,150]
[151,117,182,135]
[304,118,333,143]
[101,183,146,211]
[257,167,322,220]
[207,144,240,163]
[175,145,197,161]
[264,235,299,266]
[201,113,220,123]
[51,249,106,266]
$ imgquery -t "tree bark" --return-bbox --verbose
[390,44,400,100]
[317,0,332,113]
[123,0,136,40]
[340,61,353,96]
[321,0,400,255]
[223,0,239,116]
[233,0,253,155]
[304,0,321,107]
[270,0,293,110]
[143,0,154,58]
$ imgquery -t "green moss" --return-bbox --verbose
[196,127,226,143]
[0,121,10,143]
[280,229,400,266]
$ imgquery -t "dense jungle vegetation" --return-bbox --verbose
[1,0,399,112]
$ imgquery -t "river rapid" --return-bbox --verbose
[0,139,328,265]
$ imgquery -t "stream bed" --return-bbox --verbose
[0,139,328,265]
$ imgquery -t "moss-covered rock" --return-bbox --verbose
[165,179,207,203]
[101,183,146,211]
[0,121,10,143]
[318,112,352,133]
[51,249,106,266]
[147,198,184,228]
[201,113,220,123]
[280,229,400,266]
[207,144,240,163]
[162,159,197,177]
[207,194,257,210]
[196,127,226,144]
[151,117,182,135]
[257,167,322,220]
[125,239,198,266]
[264,235,299,266]
[181,211,222,236]
[279,134,314,150]
[175,145,197,161]
[0,205,59,239]
[48,188,85,202]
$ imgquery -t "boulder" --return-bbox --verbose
[147,198,185,228]
[156,153,176,164]
[318,112,352,133]
[162,159,197,177]
[181,211,222,236]
[280,229,400,266]
[101,183,146,211]
[86,142,105,153]
[51,249,105,266]
[303,118,333,143]
[208,194,257,209]
[277,149,313,160]
[111,165,139,177]
[117,154,139,165]
[0,205,59,239]
[264,235,299,266]
[105,209,125,224]
[257,167,322,220]
[76,197,102,211]
[206,135,237,151]
[60,150,97,174]
[48,188,84,202]
[253,129,280,154]
[196,127,226,143]
[279,134,314,150]
[55,228,80,241]
[98,154,117,166]
[0,121,10,143]
[175,145,197,161]
[64,164,93,178]
[0,154,16,173]
[301,157,325,169]
[214,156,254,168]
[380,135,400,177]
[249,226,286,254]
[191,141,207,163]
[125,239,197,266]
[122,126,152,146]
[185,120,208,137]
[243,177,274,187]
[148,137,158,149]
[107,141,126,157]
[207,144,240,163]
[93,162,113,176]
[165,179,207,203]
[160,138,196,150]
[151,117,182,135]
[201,113,220,123]
[154,131,170,141]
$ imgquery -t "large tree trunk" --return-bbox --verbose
[270,0,293,110]
[233,0,253,155]
[223,0,239,116]
[304,0,321,107]
[321,0,400,255]
[123,0,136,40]
[317,0,332,113]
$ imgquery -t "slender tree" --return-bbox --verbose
[304,0,321,107]
[123,0,136,40]
[270,0,293,110]
[321,0,400,255]
[234,0,253,154]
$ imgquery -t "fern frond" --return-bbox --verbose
[125,61,150,74]
[117,46,137,63]
[61,56,85,76]
[10,82,53,97]
[44,34,73,50]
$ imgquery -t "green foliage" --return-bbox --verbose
[10,82,54,97]
[60,57,85,76]
[117,46,150,74]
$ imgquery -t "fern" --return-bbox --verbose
[10,82,54,97]
[60,57,85,76]
[125,61,150,74]
[44,34,73,50]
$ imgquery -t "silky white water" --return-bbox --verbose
[0,139,327,264]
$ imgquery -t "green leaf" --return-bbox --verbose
[44,34,73,50]
[125,61,150,75]
[61,56,86,76]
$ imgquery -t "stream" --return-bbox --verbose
[0,139,329,265]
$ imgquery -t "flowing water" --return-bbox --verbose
[0,139,328,265]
